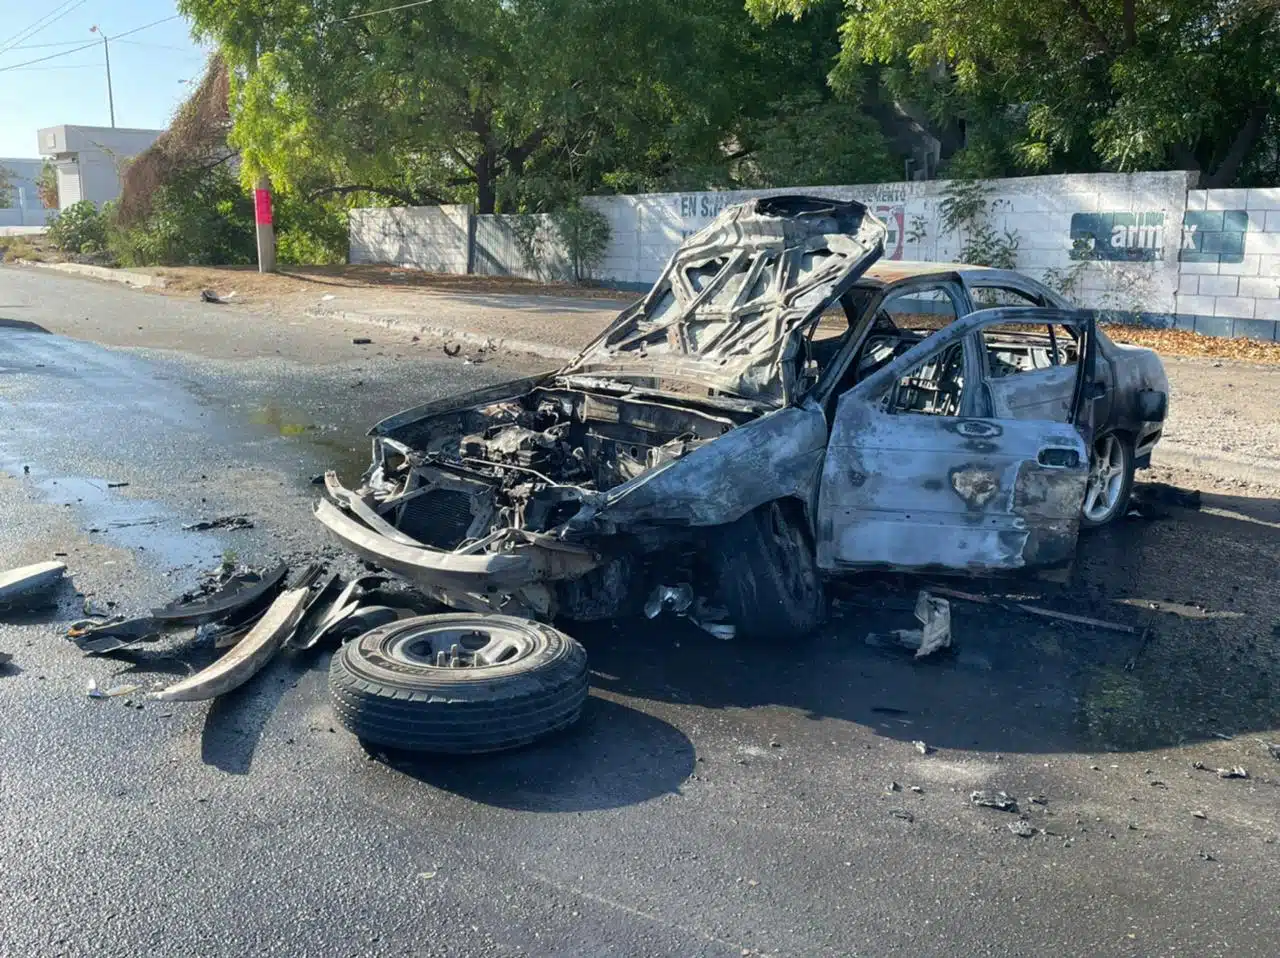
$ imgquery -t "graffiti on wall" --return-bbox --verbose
[673,192,906,259]
[1179,210,1248,264]
[1069,211,1166,262]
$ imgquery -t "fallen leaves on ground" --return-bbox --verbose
[1105,325,1280,364]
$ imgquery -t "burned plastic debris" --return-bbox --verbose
[866,591,951,658]
[154,565,324,702]
[970,790,1019,812]
[152,563,288,626]
[67,616,161,655]
[0,561,67,613]
[182,514,255,532]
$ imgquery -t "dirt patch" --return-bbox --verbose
[145,264,635,303]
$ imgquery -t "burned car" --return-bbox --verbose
[318,195,1168,641]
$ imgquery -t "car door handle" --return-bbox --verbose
[1038,447,1080,468]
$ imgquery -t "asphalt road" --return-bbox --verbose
[2,267,1279,958]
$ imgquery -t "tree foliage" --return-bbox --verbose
[751,0,1280,186]
[176,0,899,212]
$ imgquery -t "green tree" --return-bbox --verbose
[0,166,13,209]
[751,0,1280,186]
[177,0,898,212]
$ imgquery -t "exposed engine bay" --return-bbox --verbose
[361,384,752,553]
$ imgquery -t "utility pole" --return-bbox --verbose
[89,25,115,127]
[248,42,276,273]
[254,175,276,273]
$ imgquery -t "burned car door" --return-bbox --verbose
[815,307,1096,573]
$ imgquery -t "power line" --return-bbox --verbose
[111,15,183,42]
[0,39,98,71]
[116,39,202,54]
[0,0,88,57]
[334,0,437,23]
[1,37,96,52]
[0,15,181,72]
[5,63,99,72]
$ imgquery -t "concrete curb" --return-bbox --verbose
[27,261,167,289]
[303,307,581,363]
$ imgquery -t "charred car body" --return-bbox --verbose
[318,195,1168,640]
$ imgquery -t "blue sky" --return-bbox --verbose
[1,0,210,158]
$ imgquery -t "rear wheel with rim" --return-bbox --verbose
[1080,432,1135,528]
[329,613,589,753]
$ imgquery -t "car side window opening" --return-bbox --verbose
[885,339,967,417]
[850,285,959,386]
[981,322,1080,379]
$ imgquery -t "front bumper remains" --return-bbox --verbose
[314,476,601,611]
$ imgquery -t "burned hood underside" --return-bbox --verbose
[562,195,887,404]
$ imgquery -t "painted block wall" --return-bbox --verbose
[348,171,1280,339]
[1173,188,1280,338]
[349,204,471,274]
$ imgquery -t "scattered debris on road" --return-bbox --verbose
[971,790,1019,812]
[67,616,160,655]
[1008,820,1037,837]
[86,677,142,699]
[913,740,932,755]
[154,565,322,702]
[200,289,235,304]
[182,514,255,532]
[352,337,373,345]
[927,584,1140,635]
[889,809,915,822]
[0,560,67,611]
[152,563,287,626]
[867,590,951,658]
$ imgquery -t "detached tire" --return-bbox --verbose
[709,500,826,642]
[329,613,588,754]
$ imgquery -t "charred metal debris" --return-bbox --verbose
[60,558,412,703]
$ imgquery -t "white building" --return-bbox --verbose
[36,125,162,210]
[0,157,51,227]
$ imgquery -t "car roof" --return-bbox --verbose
[858,260,999,286]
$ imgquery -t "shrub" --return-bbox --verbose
[46,200,108,254]
[108,165,255,267]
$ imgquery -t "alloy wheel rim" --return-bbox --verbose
[1083,435,1125,521]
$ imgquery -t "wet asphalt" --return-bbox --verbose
[1,270,1279,957]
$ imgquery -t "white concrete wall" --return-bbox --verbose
[349,171,1280,340]
[349,205,472,273]
[582,172,1194,316]
[0,158,51,227]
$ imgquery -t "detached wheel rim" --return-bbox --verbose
[1083,434,1126,522]
[386,622,536,670]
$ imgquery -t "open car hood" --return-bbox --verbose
[559,195,886,404]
